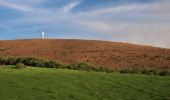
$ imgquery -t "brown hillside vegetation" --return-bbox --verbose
[0,39,170,69]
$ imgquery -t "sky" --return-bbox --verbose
[0,0,170,48]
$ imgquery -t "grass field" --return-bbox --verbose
[0,66,170,100]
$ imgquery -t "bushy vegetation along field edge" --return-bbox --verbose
[0,56,170,76]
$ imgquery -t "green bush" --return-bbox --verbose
[0,57,8,65]
[159,70,170,76]
[118,67,170,76]
[120,69,128,73]
[16,63,26,69]
[45,61,62,68]
[0,57,63,68]
[16,57,46,67]
[67,62,96,71]
[6,58,18,65]
[0,56,170,76]
[66,62,114,73]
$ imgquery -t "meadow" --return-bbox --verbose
[0,65,170,100]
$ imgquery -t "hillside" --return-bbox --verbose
[0,39,170,69]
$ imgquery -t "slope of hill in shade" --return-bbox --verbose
[0,39,170,69]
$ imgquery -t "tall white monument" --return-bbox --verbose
[41,31,45,39]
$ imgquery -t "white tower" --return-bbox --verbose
[41,31,45,39]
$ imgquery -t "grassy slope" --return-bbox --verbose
[0,66,170,100]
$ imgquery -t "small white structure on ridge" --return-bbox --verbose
[41,31,45,39]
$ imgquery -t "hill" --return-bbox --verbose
[0,39,170,69]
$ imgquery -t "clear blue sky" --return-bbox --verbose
[0,0,170,48]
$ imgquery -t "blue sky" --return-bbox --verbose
[0,0,170,48]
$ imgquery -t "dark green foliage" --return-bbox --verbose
[45,61,62,68]
[159,70,170,76]
[0,56,170,76]
[16,63,26,69]
[0,56,114,73]
[0,57,46,67]
[66,62,114,73]
[96,66,114,73]
[119,67,170,76]
[15,57,46,67]
[67,62,95,71]
[0,57,8,65]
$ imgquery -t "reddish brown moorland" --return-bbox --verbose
[0,39,170,69]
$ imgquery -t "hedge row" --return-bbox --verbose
[119,67,170,76]
[0,57,62,68]
[0,56,113,73]
[0,56,170,76]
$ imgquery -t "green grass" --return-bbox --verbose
[0,66,170,100]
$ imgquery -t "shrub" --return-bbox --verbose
[45,61,62,68]
[16,57,27,64]
[15,57,45,67]
[159,70,170,76]
[96,66,113,73]
[120,69,129,73]
[0,57,8,65]
[66,62,114,73]
[16,63,26,69]
[67,62,96,71]
[31,59,46,67]
[1,56,170,76]
[118,67,170,76]
[6,58,18,65]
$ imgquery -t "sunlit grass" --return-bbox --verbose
[0,66,170,100]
